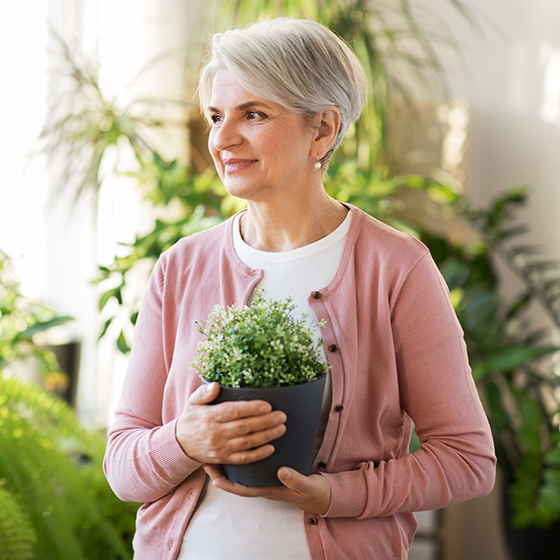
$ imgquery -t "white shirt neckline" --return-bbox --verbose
[233,210,352,264]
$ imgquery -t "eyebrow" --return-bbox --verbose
[207,101,274,113]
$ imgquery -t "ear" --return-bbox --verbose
[311,106,342,159]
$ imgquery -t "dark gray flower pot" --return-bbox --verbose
[204,373,327,487]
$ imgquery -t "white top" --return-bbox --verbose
[179,209,351,560]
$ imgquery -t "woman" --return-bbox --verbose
[104,18,496,560]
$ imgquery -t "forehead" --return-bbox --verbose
[207,69,312,131]
[209,69,273,109]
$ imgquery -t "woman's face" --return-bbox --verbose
[207,69,317,203]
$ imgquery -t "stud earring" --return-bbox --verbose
[315,156,322,170]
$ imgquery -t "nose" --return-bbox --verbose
[210,118,242,153]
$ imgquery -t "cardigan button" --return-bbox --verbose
[335,404,344,413]
[312,291,322,300]
[328,344,338,353]
[318,461,327,471]
[308,517,318,525]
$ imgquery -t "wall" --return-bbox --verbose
[434,0,560,252]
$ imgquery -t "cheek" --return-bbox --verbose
[208,137,222,167]
[208,132,216,156]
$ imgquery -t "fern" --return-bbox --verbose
[0,482,36,560]
[0,374,139,559]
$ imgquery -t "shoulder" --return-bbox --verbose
[350,205,429,265]
[158,217,233,271]
[345,205,446,309]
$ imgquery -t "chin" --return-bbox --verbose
[223,179,261,201]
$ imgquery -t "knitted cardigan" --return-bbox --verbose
[104,205,496,559]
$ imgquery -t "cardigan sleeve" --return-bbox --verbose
[103,257,201,503]
[322,251,496,518]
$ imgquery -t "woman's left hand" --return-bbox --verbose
[203,464,332,515]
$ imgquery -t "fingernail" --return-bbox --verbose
[205,382,214,392]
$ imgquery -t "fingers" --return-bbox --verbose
[214,413,287,463]
[203,464,224,481]
[275,470,331,515]
[213,399,273,422]
[276,467,301,490]
[187,382,220,405]
[203,467,331,515]
[188,383,275,422]
[220,409,286,439]
[177,389,286,465]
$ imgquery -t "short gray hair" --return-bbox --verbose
[198,18,368,165]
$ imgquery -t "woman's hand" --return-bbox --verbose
[176,382,287,465]
[203,464,332,516]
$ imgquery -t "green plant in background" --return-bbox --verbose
[38,30,241,353]
[0,374,139,560]
[0,250,139,558]
[192,294,329,387]
[95,154,237,354]
[454,187,560,528]
[0,249,71,393]
[38,28,172,206]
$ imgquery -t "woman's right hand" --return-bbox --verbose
[176,382,287,465]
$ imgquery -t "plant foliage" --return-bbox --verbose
[192,294,329,387]
[454,188,560,528]
[0,249,72,391]
[0,373,139,559]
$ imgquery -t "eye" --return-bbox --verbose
[247,111,265,121]
[210,114,222,124]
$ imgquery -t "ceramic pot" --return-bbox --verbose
[203,373,327,487]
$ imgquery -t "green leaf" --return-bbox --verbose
[545,446,560,467]
[0,483,36,560]
[516,393,543,456]
[479,346,553,374]
[98,317,113,341]
[98,286,123,312]
[16,316,73,340]
[116,331,130,355]
[505,292,531,320]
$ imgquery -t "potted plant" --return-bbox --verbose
[191,293,329,487]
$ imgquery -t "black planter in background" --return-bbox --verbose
[48,341,81,407]
[501,477,560,560]
[205,373,327,487]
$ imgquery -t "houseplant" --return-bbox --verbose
[0,249,139,559]
[191,294,329,486]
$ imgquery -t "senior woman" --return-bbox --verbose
[104,18,496,560]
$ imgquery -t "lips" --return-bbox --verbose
[223,158,257,173]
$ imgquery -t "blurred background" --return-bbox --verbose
[1,1,559,559]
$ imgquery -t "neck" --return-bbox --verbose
[240,190,348,252]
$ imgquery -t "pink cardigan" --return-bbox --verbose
[104,205,496,559]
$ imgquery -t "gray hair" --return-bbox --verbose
[198,18,368,165]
